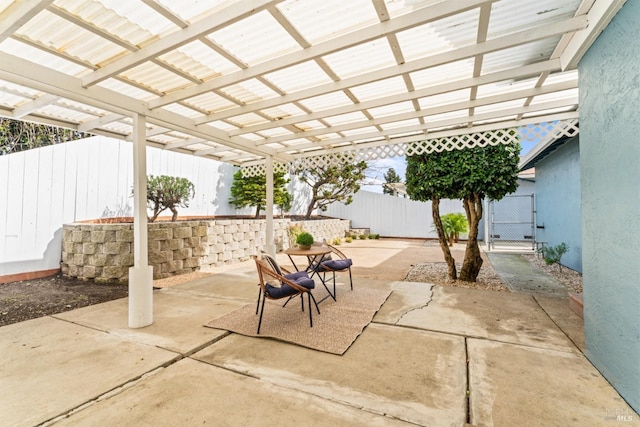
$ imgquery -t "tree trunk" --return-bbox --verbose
[305,199,315,219]
[149,207,162,223]
[459,194,483,282]
[170,207,178,222]
[432,198,457,280]
[255,204,262,219]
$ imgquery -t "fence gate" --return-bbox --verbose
[488,194,535,250]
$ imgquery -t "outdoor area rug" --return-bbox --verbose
[205,287,392,355]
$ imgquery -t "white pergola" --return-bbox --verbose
[0,0,626,327]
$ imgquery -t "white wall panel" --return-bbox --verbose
[73,141,90,220]
[61,142,78,222]
[5,152,25,262]
[21,150,41,260]
[35,146,53,256]
[0,154,9,263]
[0,136,241,276]
[325,190,465,238]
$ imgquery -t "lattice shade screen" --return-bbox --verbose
[241,120,579,176]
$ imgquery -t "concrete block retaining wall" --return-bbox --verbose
[61,218,350,283]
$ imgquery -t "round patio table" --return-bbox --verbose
[284,245,335,302]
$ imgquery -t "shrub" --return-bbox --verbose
[287,224,305,247]
[145,175,195,222]
[436,212,469,246]
[368,233,375,239]
[332,238,342,245]
[345,237,353,243]
[296,232,314,247]
[539,242,569,271]
[359,234,367,240]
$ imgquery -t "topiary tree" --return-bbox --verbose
[296,161,367,219]
[146,175,195,222]
[228,169,291,218]
[406,139,520,281]
[383,167,402,195]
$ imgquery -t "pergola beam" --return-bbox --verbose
[274,97,579,154]
[12,94,59,119]
[77,113,125,132]
[283,111,580,162]
[0,0,53,43]
[0,52,292,162]
[195,16,586,124]
[149,0,492,110]
[248,59,565,147]
[81,0,284,87]
[245,80,578,141]
[561,0,628,70]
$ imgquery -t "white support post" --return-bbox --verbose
[129,113,153,328]
[265,155,276,257]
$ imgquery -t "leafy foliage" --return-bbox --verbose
[146,175,195,222]
[440,212,469,245]
[296,232,314,246]
[228,169,291,218]
[406,140,520,281]
[296,161,368,219]
[287,224,305,247]
[539,242,569,271]
[1,118,90,155]
[383,167,402,195]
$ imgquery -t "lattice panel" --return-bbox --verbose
[519,119,579,141]
[241,120,579,175]
[240,161,288,177]
[406,128,518,156]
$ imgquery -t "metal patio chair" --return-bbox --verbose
[314,245,353,298]
[253,254,320,334]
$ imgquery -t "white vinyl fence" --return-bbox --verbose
[325,190,466,239]
[0,136,242,277]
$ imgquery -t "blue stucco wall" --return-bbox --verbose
[535,136,582,272]
[579,0,640,412]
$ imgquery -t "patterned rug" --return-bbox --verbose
[205,286,391,355]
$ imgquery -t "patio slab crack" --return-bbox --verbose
[393,283,435,325]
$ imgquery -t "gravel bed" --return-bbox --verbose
[522,254,583,294]
[404,253,583,295]
[404,261,509,292]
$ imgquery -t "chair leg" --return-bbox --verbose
[307,292,313,328]
[332,271,337,297]
[257,293,267,334]
[309,292,321,314]
[348,267,353,290]
[255,287,262,315]
[319,271,337,301]
[300,293,305,312]
[282,295,294,308]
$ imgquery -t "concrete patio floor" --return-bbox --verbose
[1,239,637,426]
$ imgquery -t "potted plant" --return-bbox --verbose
[296,232,314,250]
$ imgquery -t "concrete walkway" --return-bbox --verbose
[1,239,637,426]
[488,252,568,297]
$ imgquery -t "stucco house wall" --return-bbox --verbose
[534,136,582,272]
[579,0,640,412]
